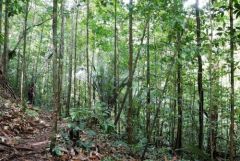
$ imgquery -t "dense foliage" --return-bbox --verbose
[0,0,240,160]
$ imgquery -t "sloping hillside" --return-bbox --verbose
[0,71,51,160]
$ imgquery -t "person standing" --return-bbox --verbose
[28,82,35,105]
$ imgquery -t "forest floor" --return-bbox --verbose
[0,99,139,161]
[0,102,55,161]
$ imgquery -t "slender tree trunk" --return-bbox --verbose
[172,96,177,146]
[191,78,196,143]
[229,0,235,160]
[73,6,79,108]
[66,16,74,117]
[91,35,95,106]
[208,2,213,160]
[117,32,120,134]
[175,32,182,152]
[146,23,151,142]
[127,0,134,144]
[207,1,218,159]
[50,0,60,152]
[2,0,9,76]
[59,0,65,115]
[16,48,20,90]
[154,37,161,146]
[195,0,204,150]
[0,0,2,56]
[86,0,91,109]
[113,0,118,122]
[21,0,29,104]
[46,64,50,106]
[15,32,23,91]
[114,19,149,126]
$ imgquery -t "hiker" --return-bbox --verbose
[28,83,35,105]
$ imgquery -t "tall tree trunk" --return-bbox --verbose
[229,0,235,160]
[113,0,118,122]
[195,0,204,150]
[16,48,21,90]
[208,1,213,159]
[91,35,95,106]
[59,0,65,115]
[114,19,149,126]
[66,16,74,117]
[208,1,218,159]
[73,6,79,108]
[175,32,182,152]
[21,0,29,104]
[146,23,151,142]
[191,79,196,143]
[0,0,3,56]
[171,57,177,147]
[2,0,9,76]
[50,0,60,152]
[127,0,134,144]
[86,0,91,109]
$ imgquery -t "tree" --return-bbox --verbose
[195,0,204,150]
[66,15,74,117]
[73,4,79,107]
[229,0,235,160]
[127,0,134,144]
[86,0,91,109]
[59,0,65,115]
[175,30,183,152]
[0,0,239,160]
[2,0,10,75]
[50,0,60,152]
[0,0,3,55]
[113,0,118,123]
[146,22,151,141]
[207,1,218,160]
[20,0,29,104]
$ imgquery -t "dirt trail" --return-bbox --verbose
[0,102,139,161]
[0,109,53,161]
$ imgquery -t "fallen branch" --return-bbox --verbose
[0,142,33,151]
[30,140,50,147]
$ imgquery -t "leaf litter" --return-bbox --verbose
[0,97,140,161]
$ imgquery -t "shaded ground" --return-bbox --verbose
[0,100,139,161]
[0,103,53,161]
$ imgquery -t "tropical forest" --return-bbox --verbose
[0,0,240,160]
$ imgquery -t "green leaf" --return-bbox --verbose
[52,146,62,156]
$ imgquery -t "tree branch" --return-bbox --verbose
[10,18,52,55]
